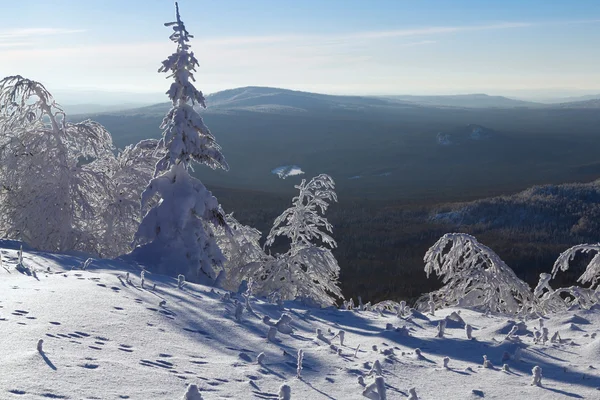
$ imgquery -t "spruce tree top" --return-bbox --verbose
[156,2,228,175]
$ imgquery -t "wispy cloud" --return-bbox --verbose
[0,28,84,41]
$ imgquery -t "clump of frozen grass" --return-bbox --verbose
[296,349,304,378]
[531,365,542,386]
[182,383,203,400]
[178,274,185,289]
[279,384,291,400]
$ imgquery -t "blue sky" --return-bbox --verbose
[1,0,599,100]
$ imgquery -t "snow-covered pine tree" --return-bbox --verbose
[132,2,229,283]
[255,174,343,306]
[0,76,115,254]
[416,233,534,315]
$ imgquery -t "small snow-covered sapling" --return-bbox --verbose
[505,325,519,341]
[183,383,203,400]
[234,301,244,322]
[414,348,423,360]
[257,352,265,364]
[531,365,542,386]
[354,344,361,358]
[407,387,419,400]
[153,283,156,291]
[275,313,294,334]
[279,384,291,400]
[296,349,304,378]
[337,330,345,346]
[550,331,561,343]
[82,258,93,271]
[267,326,277,342]
[538,318,544,330]
[126,272,130,283]
[358,296,364,311]
[375,376,387,400]
[436,319,446,338]
[369,359,383,376]
[502,364,510,372]
[140,270,145,288]
[428,294,435,316]
[316,328,330,344]
[399,301,407,317]
[37,339,43,353]
[533,330,542,344]
[465,324,473,340]
[541,327,549,345]
[483,355,493,369]
[443,356,450,369]
[178,274,185,289]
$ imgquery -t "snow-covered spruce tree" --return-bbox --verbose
[416,233,534,315]
[0,76,115,254]
[132,2,229,283]
[214,213,272,291]
[255,174,343,306]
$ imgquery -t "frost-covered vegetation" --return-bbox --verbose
[2,2,600,399]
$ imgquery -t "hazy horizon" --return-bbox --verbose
[1,0,600,100]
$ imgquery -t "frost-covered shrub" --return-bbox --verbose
[539,244,600,311]
[250,174,342,307]
[417,233,534,315]
[132,2,228,283]
[214,213,271,291]
[0,76,114,254]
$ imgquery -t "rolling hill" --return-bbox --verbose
[74,87,600,202]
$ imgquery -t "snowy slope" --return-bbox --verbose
[2,243,600,399]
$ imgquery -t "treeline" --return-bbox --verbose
[215,178,600,304]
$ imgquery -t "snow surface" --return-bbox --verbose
[271,165,305,179]
[2,243,600,399]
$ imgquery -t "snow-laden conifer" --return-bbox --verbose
[417,233,534,315]
[254,174,342,306]
[132,2,229,283]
